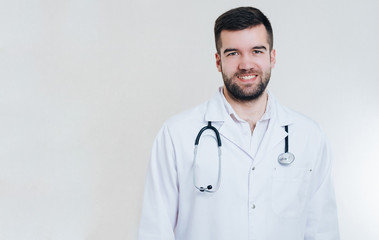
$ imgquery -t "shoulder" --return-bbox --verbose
[156,100,209,141]
[164,101,207,128]
[286,105,321,129]
[274,98,326,141]
[275,101,331,166]
[154,91,224,145]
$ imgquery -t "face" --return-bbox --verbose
[215,24,276,102]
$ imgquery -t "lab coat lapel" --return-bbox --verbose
[218,116,250,154]
[254,95,293,165]
[204,92,250,155]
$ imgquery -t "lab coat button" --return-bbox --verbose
[252,167,255,170]
[251,204,255,209]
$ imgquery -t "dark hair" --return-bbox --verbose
[214,7,273,53]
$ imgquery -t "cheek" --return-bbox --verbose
[256,58,272,70]
[220,59,237,72]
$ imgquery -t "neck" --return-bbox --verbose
[223,87,268,132]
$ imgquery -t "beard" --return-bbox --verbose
[222,68,271,102]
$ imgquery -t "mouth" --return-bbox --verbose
[237,74,258,82]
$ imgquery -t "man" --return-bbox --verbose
[138,7,339,240]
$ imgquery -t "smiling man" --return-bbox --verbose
[138,7,339,240]
[215,23,275,132]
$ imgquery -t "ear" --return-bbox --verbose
[270,49,276,68]
[215,53,222,72]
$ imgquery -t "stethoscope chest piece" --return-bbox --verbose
[277,125,295,166]
[278,152,295,165]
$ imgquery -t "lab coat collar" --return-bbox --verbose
[204,88,293,126]
[204,88,294,159]
[203,89,228,123]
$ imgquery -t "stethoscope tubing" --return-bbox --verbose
[193,122,294,193]
[194,122,222,147]
[193,122,222,193]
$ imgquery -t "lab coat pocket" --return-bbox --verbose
[271,167,312,218]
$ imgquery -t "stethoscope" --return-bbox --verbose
[193,122,222,193]
[193,122,295,193]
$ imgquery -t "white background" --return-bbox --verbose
[1,0,378,239]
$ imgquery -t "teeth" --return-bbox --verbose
[239,75,256,80]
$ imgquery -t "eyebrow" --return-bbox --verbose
[253,46,267,51]
[223,48,238,54]
[223,46,267,54]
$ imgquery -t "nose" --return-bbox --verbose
[238,55,255,70]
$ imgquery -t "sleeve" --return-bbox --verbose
[138,124,179,240]
[304,133,340,240]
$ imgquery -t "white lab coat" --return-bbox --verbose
[138,90,339,240]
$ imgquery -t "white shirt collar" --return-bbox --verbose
[218,87,272,123]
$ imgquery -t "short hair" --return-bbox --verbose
[214,7,273,53]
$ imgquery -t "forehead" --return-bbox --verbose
[219,24,269,50]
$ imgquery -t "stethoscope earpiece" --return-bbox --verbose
[199,185,213,192]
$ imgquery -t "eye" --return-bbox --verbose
[226,52,239,57]
[253,50,263,54]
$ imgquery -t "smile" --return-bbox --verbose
[238,74,258,80]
